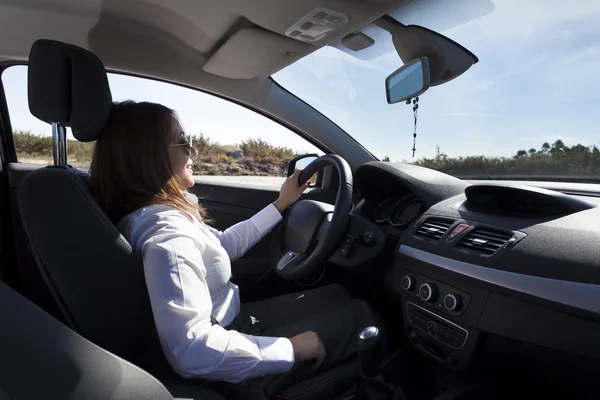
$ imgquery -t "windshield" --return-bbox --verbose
[274,0,600,182]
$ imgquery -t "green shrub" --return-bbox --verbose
[14,130,95,161]
[70,141,95,162]
[240,138,296,163]
[416,141,600,179]
[14,130,53,156]
[215,153,234,164]
[193,134,225,159]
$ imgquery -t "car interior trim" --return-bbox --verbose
[398,245,600,316]
[405,301,469,349]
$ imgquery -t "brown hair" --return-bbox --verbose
[90,101,206,222]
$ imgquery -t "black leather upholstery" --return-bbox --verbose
[28,39,112,142]
[0,281,172,400]
[18,167,155,360]
[7,162,65,323]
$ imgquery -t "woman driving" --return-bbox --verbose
[89,100,379,391]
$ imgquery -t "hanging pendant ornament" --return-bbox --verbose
[412,96,419,157]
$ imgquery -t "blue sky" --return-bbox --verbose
[3,0,600,163]
[275,0,600,162]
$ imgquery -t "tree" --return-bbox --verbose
[528,148,537,155]
[572,144,589,153]
[553,140,565,150]
[516,150,527,158]
[541,142,550,154]
[382,155,390,162]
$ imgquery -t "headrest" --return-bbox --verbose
[27,39,112,142]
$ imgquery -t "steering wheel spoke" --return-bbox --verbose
[276,250,304,271]
[314,212,333,243]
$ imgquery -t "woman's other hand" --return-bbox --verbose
[273,169,309,213]
[289,330,326,370]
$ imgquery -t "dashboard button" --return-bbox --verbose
[426,321,438,336]
[362,232,376,246]
[444,293,462,311]
[445,353,459,368]
[437,327,452,343]
[419,283,437,302]
[446,332,464,348]
[401,275,415,291]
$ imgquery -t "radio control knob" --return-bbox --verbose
[419,283,437,302]
[426,321,438,336]
[401,275,415,291]
[444,293,462,311]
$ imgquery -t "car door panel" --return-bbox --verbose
[190,181,281,285]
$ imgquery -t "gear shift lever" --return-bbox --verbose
[356,326,399,400]
[358,326,381,378]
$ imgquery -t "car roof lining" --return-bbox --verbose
[0,0,409,79]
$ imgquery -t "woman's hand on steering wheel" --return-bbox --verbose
[273,169,310,213]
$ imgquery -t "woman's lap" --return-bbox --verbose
[241,284,353,330]
[236,284,380,394]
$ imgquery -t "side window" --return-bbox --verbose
[2,65,322,176]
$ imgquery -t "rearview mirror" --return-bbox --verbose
[385,57,430,104]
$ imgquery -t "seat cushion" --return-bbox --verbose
[277,358,359,400]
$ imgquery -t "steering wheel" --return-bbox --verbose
[272,155,353,281]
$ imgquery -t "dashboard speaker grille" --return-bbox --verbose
[415,218,455,241]
[457,227,513,255]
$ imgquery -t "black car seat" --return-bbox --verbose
[0,280,228,400]
[17,39,358,400]
[19,39,155,363]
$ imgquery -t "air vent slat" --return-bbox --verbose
[422,222,452,231]
[414,218,455,242]
[457,242,496,254]
[464,237,505,247]
[468,231,512,241]
[461,240,502,249]
[457,227,513,256]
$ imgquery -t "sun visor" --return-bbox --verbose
[202,27,312,79]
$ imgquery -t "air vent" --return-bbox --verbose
[415,218,455,241]
[457,228,513,256]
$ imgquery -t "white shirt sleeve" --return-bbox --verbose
[206,203,282,260]
[136,208,294,382]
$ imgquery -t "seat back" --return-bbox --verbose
[0,281,172,400]
[17,39,154,360]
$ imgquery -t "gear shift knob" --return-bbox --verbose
[357,326,381,378]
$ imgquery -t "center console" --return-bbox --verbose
[394,256,490,371]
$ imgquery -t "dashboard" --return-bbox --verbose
[330,161,600,374]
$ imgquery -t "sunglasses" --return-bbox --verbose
[169,133,198,157]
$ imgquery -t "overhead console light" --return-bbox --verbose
[342,32,375,52]
[285,7,349,43]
